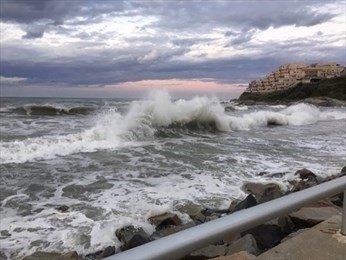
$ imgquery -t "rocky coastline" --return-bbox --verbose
[21,167,346,260]
[237,76,346,107]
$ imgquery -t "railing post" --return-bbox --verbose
[342,190,346,235]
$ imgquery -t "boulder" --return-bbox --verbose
[242,224,283,250]
[288,206,340,228]
[242,182,283,203]
[85,246,116,259]
[188,244,229,259]
[295,168,317,182]
[176,202,206,224]
[55,205,69,213]
[230,195,257,213]
[54,252,80,260]
[150,222,195,240]
[341,166,346,175]
[225,234,259,256]
[115,225,150,250]
[148,213,182,229]
[23,251,80,260]
[290,168,319,192]
[212,251,256,260]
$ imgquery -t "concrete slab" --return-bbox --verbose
[256,214,346,260]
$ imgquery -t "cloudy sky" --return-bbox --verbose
[0,0,345,98]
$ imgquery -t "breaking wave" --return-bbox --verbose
[1,104,95,115]
[1,90,345,164]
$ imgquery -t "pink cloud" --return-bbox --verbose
[105,79,247,98]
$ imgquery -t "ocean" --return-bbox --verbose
[0,90,345,258]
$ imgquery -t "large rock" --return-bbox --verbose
[290,168,319,192]
[23,251,80,260]
[148,213,182,229]
[288,205,340,228]
[295,168,317,181]
[212,251,256,260]
[85,246,115,259]
[176,202,206,224]
[115,225,150,250]
[226,234,259,256]
[230,195,257,213]
[242,182,283,203]
[150,222,195,240]
[242,224,283,250]
[188,244,228,259]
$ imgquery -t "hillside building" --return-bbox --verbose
[246,62,345,93]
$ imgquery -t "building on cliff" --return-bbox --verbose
[246,62,345,93]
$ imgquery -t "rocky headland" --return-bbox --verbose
[22,167,346,260]
[237,76,346,106]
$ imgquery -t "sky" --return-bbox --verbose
[0,0,345,99]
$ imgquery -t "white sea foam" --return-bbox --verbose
[1,91,345,164]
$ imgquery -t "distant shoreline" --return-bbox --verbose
[237,76,346,106]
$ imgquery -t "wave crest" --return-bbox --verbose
[2,105,95,116]
[1,91,345,164]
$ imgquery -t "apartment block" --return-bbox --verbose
[246,62,345,93]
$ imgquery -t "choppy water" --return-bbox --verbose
[1,91,345,258]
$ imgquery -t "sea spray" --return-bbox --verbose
[1,91,345,164]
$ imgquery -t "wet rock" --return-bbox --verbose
[242,224,283,250]
[341,166,346,175]
[188,244,228,259]
[115,225,150,250]
[85,246,115,259]
[230,194,257,213]
[151,222,195,240]
[0,230,11,238]
[295,168,317,181]
[242,182,283,203]
[288,205,340,228]
[225,106,235,112]
[54,252,80,260]
[176,202,206,224]
[100,246,115,258]
[213,251,256,260]
[290,168,319,192]
[226,234,259,256]
[56,205,69,213]
[201,208,226,222]
[23,251,80,260]
[148,212,182,229]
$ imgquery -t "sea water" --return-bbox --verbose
[0,90,345,258]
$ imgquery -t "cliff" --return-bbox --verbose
[238,76,346,104]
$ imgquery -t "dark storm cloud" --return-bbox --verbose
[135,0,336,31]
[1,0,337,38]
[0,0,344,91]
[0,0,126,24]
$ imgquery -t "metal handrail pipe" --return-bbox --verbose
[109,176,346,260]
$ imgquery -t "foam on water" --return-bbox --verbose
[1,90,345,164]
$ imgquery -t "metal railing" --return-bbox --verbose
[109,176,346,260]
